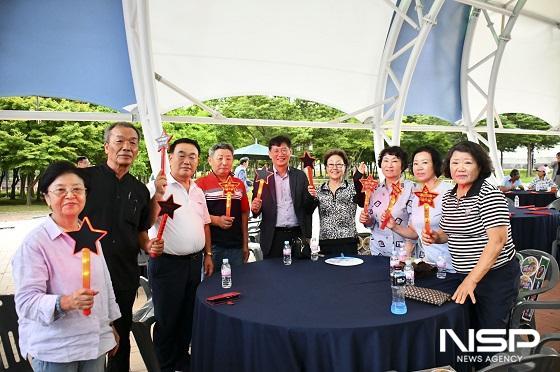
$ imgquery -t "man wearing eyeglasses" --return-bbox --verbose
[81,122,163,372]
[250,135,316,258]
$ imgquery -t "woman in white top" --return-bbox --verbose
[359,146,414,256]
[383,146,454,271]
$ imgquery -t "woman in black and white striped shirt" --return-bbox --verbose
[423,141,520,333]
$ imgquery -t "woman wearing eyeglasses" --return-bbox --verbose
[358,146,415,256]
[11,161,126,372]
[307,149,361,255]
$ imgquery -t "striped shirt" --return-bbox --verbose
[439,178,515,273]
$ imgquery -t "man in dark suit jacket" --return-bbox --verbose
[251,135,316,257]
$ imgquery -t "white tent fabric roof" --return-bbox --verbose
[468,0,560,126]
[149,0,394,117]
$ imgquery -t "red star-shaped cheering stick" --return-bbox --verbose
[299,151,316,187]
[380,181,403,229]
[254,166,274,200]
[414,185,439,234]
[219,176,240,217]
[67,217,107,316]
[359,175,379,209]
[152,194,181,257]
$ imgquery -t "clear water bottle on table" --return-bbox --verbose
[404,259,414,286]
[391,268,407,315]
[390,248,399,278]
[436,255,447,279]
[283,240,292,265]
[514,195,520,208]
[221,258,232,289]
[310,237,319,262]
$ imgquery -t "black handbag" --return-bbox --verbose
[291,237,311,259]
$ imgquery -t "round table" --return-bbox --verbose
[504,190,556,207]
[192,257,470,372]
[509,207,560,254]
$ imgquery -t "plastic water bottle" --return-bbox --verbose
[404,259,415,286]
[310,238,319,262]
[390,249,399,277]
[436,255,447,279]
[283,241,292,265]
[391,268,407,315]
[514,195,520,208]
[221,259,232,288]
[398,247,408,262]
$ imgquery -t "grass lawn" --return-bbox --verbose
[0,198,49,214]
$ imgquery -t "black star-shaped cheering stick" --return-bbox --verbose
[152,194,182,258]
[67,216,107,316]
[299,151,316,187]
[254,167,274,199]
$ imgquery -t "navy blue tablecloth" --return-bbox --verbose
[510,207,560,255]
[192,256,470,372]
[505,190,556,207]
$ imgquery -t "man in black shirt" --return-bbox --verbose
[81,122,163,371]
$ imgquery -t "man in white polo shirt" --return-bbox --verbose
[148,137,214,372]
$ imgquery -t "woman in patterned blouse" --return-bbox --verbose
[308,149,361,255]
[359,146,414,256]
[383,146,454,271]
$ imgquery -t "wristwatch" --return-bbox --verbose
[55,295,65,314]
[204,251,213,256]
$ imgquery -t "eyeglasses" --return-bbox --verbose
[270,147,290,155]
[327,163,345,169]
[48,187,87,197]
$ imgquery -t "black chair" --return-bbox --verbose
[139,275,152,300]
[131,298,159,372]
[0,295,32,371]
[516,250,559,301]
[547,197,560,210]
[478,354,560,372]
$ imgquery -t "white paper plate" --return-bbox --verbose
[325,257,364,266]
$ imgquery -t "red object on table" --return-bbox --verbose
[380,181,403,230]
[413,185,439,234]
[219,176,240,217]
[66,217,107,316]
[299,151,316,187]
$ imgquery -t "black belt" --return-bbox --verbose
[161,252,201,260]
[275,226,300,232]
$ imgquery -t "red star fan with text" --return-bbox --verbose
[219,176,240,217]
[153,195,181,257]
[414,185,439,234]
[359,175,379,210]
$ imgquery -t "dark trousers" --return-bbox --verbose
[107,289,136,372]
[460,258,520,368]
[267,227,302,258]
[149,253,202,372]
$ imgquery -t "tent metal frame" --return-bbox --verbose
[1,0,559,177]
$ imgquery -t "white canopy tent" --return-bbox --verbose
[0,0,559,179]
